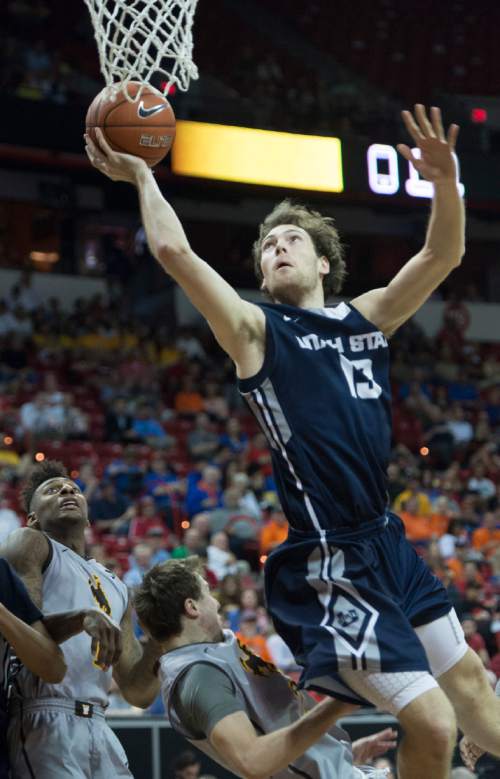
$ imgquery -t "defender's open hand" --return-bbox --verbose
[397,105,459,183]
[459,735,485,772]
[352,727,398,764]
[85,128,148,185]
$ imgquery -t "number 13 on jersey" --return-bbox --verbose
[340,355,382,399]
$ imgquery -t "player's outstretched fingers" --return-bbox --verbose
[95,127,115,159]
[430,106,446,141]
[447,123,460,150]
[396,143,420,169]
[414,103,435,138]
[459,735,484,771]
[84,134,106,168]
[401,110,424,145]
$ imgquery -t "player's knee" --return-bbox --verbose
[441,647,491,701]
[400,689,457,752]
[430,711,457,752]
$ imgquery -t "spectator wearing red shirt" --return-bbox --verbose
[247,432,273,475]
[462,616,490,668]
[128,496,169,543]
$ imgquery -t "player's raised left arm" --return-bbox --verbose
[112,599,162,708]
[352,105,465,336]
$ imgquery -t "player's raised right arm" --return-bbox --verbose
[85,131,265,369]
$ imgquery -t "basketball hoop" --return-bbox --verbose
[83,0,199,101]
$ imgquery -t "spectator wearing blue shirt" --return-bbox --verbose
[144,455,182,526]
[104,446,145,496]
[123,543,154,588]
[89,481,132,533]
[219,417,248,455]
[185,465,223,518]
[131,404,173,448]
[145,527,171,566]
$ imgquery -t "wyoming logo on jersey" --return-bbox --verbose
[237,640,299,696]
[89,574,112,616]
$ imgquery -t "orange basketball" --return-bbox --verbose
[85,82,176,167]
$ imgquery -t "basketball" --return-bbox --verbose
[85,81,176,167]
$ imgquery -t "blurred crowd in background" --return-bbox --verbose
[2,1,500,776]
[0,272,498,759]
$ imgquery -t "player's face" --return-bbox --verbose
[260,224,329,305]
[197,576,224,642]
[29,477,89,531]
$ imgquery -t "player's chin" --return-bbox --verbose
[268,279,303,306]
[59,509,86,522]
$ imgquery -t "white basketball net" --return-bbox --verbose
[83,0,199,100]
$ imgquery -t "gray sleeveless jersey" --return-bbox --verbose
[161,630,360,779]
[15,538,128,706]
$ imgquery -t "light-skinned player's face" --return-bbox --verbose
[260,224,329,305]
[28,477,89,532]
[196,576,224,642]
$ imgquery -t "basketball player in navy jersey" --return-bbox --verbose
[0,558,67,778]
[1,460,163,779]
[86,105,500,778]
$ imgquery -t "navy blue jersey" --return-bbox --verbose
[0,558,42,779]
[238,302,392,532]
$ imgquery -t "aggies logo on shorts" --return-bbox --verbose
[331,593,372,651]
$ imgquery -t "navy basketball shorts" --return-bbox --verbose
[264,512,453,706]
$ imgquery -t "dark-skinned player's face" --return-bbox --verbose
[28,477,89,532]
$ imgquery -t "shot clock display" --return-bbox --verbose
[366,143,465,198]
[171,119,468,201]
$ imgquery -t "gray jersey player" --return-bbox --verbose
[134,557,396,779]
[1,460,163,779]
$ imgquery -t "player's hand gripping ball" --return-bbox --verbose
[86,81,176,167]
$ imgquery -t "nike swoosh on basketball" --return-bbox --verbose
[137,101,167,119]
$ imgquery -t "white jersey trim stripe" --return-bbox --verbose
[251,386,323,535]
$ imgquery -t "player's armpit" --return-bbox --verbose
[352,244,461,336]
[0,528,51,608]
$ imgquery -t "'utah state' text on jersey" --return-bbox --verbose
[238,302,392,532]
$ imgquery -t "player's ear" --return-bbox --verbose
[184,597,198,619]
[27,512,40,529]
[319,255,330,278]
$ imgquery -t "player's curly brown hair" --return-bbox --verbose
[133,557,203,641]
[252,199,347,298]
[22,459,68,512]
